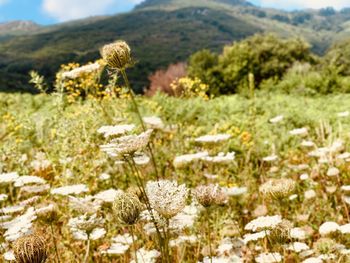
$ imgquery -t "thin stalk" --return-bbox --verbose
[120,69,160,180]
[50,223,61,263]
[130,225,138,263]
[206,209,213,263]
[83,237,90,263]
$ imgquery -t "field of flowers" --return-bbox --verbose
[0,41,350,263]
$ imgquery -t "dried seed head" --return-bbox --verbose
[113,192,143,225]
[193,184,228,207]
[101,41,131,70]
[269,219,293,244]
[14,234,48,263]
[259,178,296,199]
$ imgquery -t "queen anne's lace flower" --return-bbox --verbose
[97,124,135,138]
[146,180,188,219]
[100,129,153,157]
[195,134,231,144]
[319,222,339,236]
[0,172,19,184]
[259,178,296,199]
[193,184,228,207]
[173,151,209,168]
[245,215,282,232]
[51,184,89,196]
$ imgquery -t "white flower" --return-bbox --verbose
[143,116,164,129]
[319,221,339,236]
[100,129,153,157]
[133,153,150,166]
[304,190,316,200]
[169,235,197,247]
[301,140,315,147]
[339,223,350,234]
[3,250,15,261]
[288,242,310,253]
[290,228,306,240]
[99,173,110,181]
[131,248,161,263]
[326,167,339,177]
[94,189,122,203]
[146,180,188,218]
[224,186,247,196]
[3,208,37,241]
[345,196,350,205]
[90,228,106,240]
[97,124,135,138]
[245,215,282,232]
[0,194,8,202]
[263,155,278,162]
[0,172,19,184]
[173,151,209,168]
[195,134,231,144]
[340,185,350,192]
[14,176,46,187]
[61,62,102,79]
[51,184,89,196]
[255,252,282,263]
[337,111,349,117]
[337,152,350,159]
[302,258,322,263]
[21,184,50,194]
[269,115,284,124]
[243,231,268,244]
[289,128,308,136]
[112,233,134,245]
[289,194,298,201]
[300,173,309,180]
[201,152,235,164]
[1,205,25,214]
[102,243,129,255]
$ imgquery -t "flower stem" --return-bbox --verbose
[130,225,138,263]
[50,223,61,263]
[83,237,90,263]
[206,209,213,263]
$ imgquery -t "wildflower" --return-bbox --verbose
[173,151,209,168]
[30,153,51,172]
[14,176,46,187]
[1,205,25,214]
[169,235,197,247]
[243,231,269,244]
[259,178,296,199]
[68,214,104,239]
[100,129,153,157]
[289,128,308,136]
[313,238,337,254]
[101,233,135,255]
[146,180,188,219]
[337,111,349,117]
[301,140,315,147]
[101,40,131,70]
[0,172,19,184]
[337,152,350,159]
[319,222,339,236]
[143,116,164,129]
[263,155,278,162]
[113,192,142,225]
[62,62,102,79]
[99,173,110,181]
[193,184,228,207]
[223,186,247,196]
[3,208,37,241]
[288,242,310,253]
[3,251,15,261]
[20,184,50,195]
[326,167,339,177]
[94,189,122,203]
[194,134,231,144]
[14,234,47,263]
[339,224,350,234]
[0,194,8,202]
[245,215,282,232]
[69,196,101,214]
[97,124,135,138]
[51,184,89,196]
[133,153,150,165]
[300,173,309,180]
[255,252,282,263]
[304,189,316,200]
[269,115,284,124]
[302,258,322,263]
[130,247,161,263]
[201,152,235,164]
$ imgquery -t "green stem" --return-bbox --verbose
[120,69,160,180]
[206,209,213,263]
[50,223,61,263]
[130,225,138,263]
[83,237,90,263]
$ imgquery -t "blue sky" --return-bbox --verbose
[1,0,350,25]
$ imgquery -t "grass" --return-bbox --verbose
[0,91,349,262]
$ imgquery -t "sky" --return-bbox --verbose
[1,0,350,25]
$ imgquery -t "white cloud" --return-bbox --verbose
[260,0,350,10]
[42,0,120,22]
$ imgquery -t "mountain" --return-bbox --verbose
[0,20,41,36]
[1,0,350,93]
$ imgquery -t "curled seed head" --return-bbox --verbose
[113,192,143,225]
[193,184,228,207]
[100,41,131,70]
[14,234,48,263]
[259,178,296,199]
[313,238,337,255]
[269,219,293,244]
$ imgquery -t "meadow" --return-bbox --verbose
[0,88,350,262]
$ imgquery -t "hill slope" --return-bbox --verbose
[1,0,350,93]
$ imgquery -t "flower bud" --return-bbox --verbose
[101,41,131,70]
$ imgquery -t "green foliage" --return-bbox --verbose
[189,34,315,95]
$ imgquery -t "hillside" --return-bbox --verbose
[1,0,350,93]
